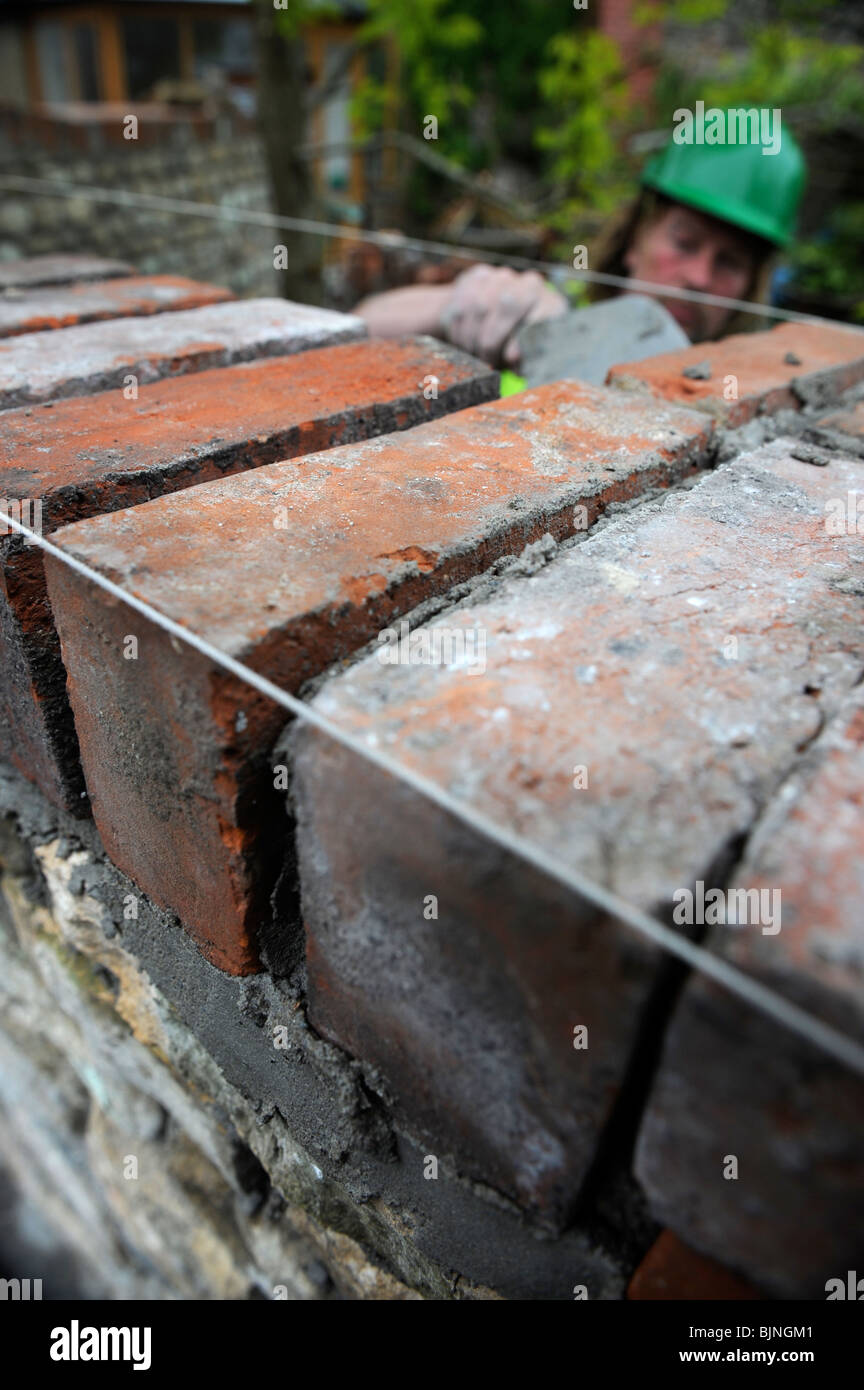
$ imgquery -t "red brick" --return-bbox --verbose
[0,297,366,409]
[817,400,864,442]
[635,683,864,1298]
[627,1231,764,1300]
[0,255,134,290]
[607,322,864,425]
[0,275,234,338]
[43,381,712,972]
[291,441,864,1226]
[0,337,496,812]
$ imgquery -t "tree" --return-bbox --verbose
[252,0,324,303]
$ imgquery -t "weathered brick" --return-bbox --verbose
[0,255,134,290]
[817,400,864,443]
[635,683,864,1298]
[1,337,497,812]
[607,322,864,425]
[627,1231,764,1300]
[43,382,712,972]
[0,298,366,408]
[291,441,864,1226]
[0,275,234,338]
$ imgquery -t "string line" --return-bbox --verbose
[2,510,862,1077]
[0,174,848,330]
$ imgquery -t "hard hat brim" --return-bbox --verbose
[641,172,791,248]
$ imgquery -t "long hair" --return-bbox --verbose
[587,189,776,338]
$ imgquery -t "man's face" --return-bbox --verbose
[624,204,760,342]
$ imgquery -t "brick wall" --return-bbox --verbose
[1,255,863,1299]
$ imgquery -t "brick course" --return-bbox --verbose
[608,321,864,424]
[292,442,864,1226]
[0,298,366,409]
[1,336,496,812]
[0,274,234,338]
[44,381,711,972]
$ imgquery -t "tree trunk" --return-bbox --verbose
[251,0,324,304]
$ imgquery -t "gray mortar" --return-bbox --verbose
[804,424,864,460]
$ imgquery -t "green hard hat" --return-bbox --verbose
[641,113,806,248]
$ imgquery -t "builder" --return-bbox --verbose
[355,116,806,373]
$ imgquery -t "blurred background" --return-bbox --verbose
[0,0,861,322]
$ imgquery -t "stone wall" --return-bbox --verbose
[0,120,279,299]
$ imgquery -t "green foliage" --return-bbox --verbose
[644,0,839,26]
[635,0,726,23]
[272,0,341,42]
[352,0,481,146]
[350,0,577,169]
[789,202,864,318]
[648,0,864,133]
[666,28,864,129]
[534,31,632,216]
